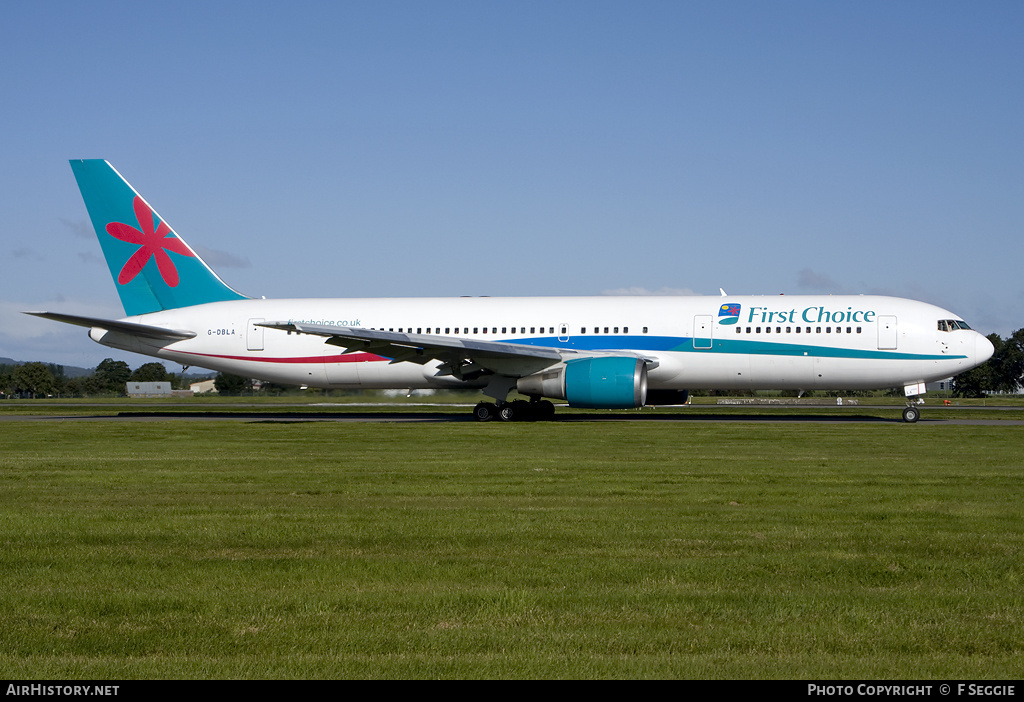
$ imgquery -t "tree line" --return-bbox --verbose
[0,359,186,398]
[951,329,1024,397]
[1,358,287,398]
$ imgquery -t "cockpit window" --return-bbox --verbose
[938,319,972,332]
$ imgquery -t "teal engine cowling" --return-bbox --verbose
[516,357,648,409]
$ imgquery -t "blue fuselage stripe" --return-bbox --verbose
[506,335,963,361]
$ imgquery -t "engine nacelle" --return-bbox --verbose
[517,357,648,409]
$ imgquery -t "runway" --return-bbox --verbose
[4,405,1024,425]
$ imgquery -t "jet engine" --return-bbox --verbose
[517,357,648,409]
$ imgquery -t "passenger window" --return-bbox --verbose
[614,327,619,334]
[623,327,628,333]
[643,327,648,334]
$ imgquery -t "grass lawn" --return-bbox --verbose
[1,419,1022,678]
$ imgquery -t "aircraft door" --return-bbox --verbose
[558,323,570,343]
[693,315,713,349]
[878,316,897,350]
[247,318,265,351]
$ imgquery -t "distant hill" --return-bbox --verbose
[0,357,213,380]
[0,357,93,378]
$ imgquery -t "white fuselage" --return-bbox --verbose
[89,294,992,394]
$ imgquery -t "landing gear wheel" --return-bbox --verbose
[902,406,920,423]
[473,402,497,422]
[498,404,517,422]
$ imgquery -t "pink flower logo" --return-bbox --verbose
[107,197,194,287]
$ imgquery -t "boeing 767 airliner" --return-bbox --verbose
[28,160,994,422]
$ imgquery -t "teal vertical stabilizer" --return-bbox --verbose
[70,159,248,316]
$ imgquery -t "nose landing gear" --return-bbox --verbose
[901,405,920,423]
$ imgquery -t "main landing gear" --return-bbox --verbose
[473,399,556,422]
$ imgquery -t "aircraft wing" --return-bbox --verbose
[259,321,658,378]
[24,311,197,340]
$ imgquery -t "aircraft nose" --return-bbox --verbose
[975,333,995,365]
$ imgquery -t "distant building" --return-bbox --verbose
[927,378,954,393]
[189,379,217,394]
[126,382,172,397]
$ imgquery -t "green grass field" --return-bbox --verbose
[1,411,1022,678]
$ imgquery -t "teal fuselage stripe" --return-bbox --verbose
[509,335,964,362]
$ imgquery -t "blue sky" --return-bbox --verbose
[2,1,1021,370]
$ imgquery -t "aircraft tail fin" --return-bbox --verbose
[69,159,248,316]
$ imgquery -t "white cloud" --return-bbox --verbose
[191,245,251,269]
[796,268,845,294]
[601,286,697,296]
[60,218,95,240]
[12,248,42,261]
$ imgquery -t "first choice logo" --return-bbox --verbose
[718,304,741,325]
[746,305,877,325]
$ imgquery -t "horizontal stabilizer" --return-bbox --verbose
[24,311,196,340]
